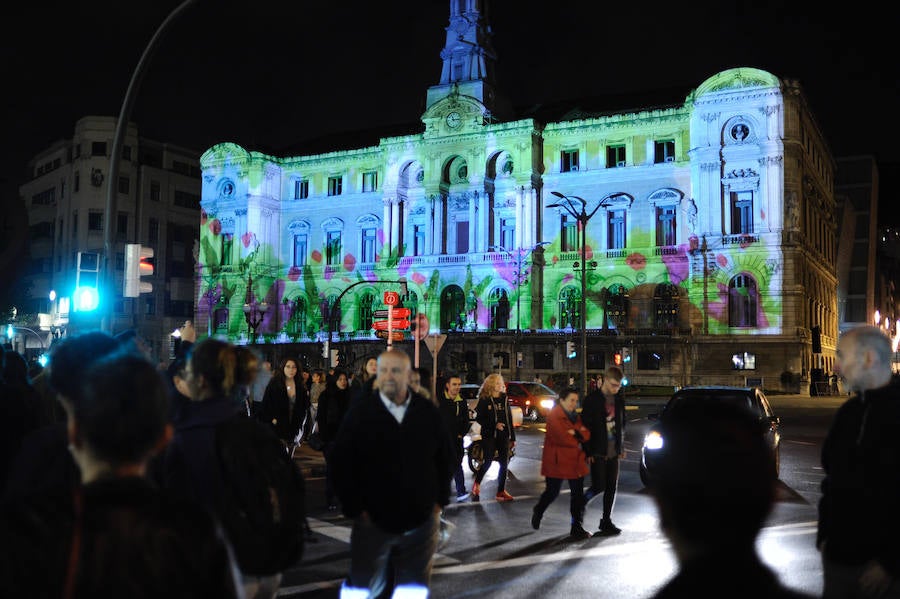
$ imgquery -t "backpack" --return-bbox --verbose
[214,415,306,575]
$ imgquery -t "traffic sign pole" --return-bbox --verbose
[387,304,393,350]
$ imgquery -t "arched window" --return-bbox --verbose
[358,292,376,333]
[441,285,466,331]
[325,293,340,333]
[285,296,308,340]
[654,283,679,330]
[604,284,629,329]
[558,287,581,329]
[729,274,757,327]
[489,288,510,330]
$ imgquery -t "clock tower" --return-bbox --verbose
[424,0,510,123]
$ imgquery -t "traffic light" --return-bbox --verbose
[74,251,100,312]
[566,341,576,359]
[124,244,154,297]
[622,348,632,363]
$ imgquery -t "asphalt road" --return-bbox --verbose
[282,394,842,598]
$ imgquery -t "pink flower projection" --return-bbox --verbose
[311,250,323,263]
[411,272,426,286]
[241,232,256,248]
[208,219,221,235]
[200,209,208,226]
[287,266,302,282]
[626,253,647,270]
[343,254,356,271]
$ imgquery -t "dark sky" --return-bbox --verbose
[3,0,898,219]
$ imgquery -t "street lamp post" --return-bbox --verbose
[489,242,550,378]
[547,191,606,395]
[242,272,269,342]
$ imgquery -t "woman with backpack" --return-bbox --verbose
[316,369,351,510]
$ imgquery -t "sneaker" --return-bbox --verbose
[569,525,592,540]
[456,492,470,502]
[531,508,542,530]
[495,491,515,502]
[597,519,621,536]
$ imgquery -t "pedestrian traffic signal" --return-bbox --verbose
[74,251,100,312]
[622,348,632,363]
[566,341,576,359]
[124,244,154,297]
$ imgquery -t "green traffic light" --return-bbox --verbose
[73,286,100,312]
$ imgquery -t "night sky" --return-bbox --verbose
[3,1,898,221]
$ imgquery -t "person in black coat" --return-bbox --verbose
[315,368,351,510]
[437,373,471,501]
[580,365,627,535]
[330,350,453,598]
[471,372,516,502]
[261,356,309,447]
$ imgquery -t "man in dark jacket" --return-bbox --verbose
[580,365,627,535]
[331,349,453,598]
[438,373,471,501]
[818,325,900,598]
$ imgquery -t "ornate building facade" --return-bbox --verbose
[196,0,837,390]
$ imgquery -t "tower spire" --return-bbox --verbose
[425,0,507,119]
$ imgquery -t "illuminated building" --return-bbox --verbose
[20,116,200,361]
[196,1,837,391]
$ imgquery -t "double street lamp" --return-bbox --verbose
[547,191,606,395]
[242,271,269,341]
[489,242,550,378]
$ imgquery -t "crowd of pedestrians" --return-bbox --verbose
[1,321,899,597]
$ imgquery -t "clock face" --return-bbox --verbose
[446,111,462,129]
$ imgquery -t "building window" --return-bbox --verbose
[604,284,629,329]
[173,190,199,208]
[327,176,343,196]
[561,149,579,172]
[74,172,80,192]
[500,218,515,250]
[489,288,510,330]
[148,218,159,243]
[608,209,626,249]
[654,140,675,163]
[294,179,308,200]
[293,234,307,267]
[172,161,190,175]
[358,293,375,332]
[558,286,580,329]
[116,212,128,241]
[656,205,676,246]
[654,283,679,329]
[441,286,466,331]
[561,215,578,252]
[150,181,160,201]
[118,176,129,195]
[606,145,626,168]
[31,189,55,206]
[326,231,342,265]
[731,191,754,234]
[414,224,426,256]
[91,141,107,157]
[88,211,103,232]
[360,228,376,263]
[362,171,378,193]
[732,352,757,369]
[456,221,469,254]
[221,234,233,266]
[728,273,758,327]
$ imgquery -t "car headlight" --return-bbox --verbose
[643,430,664,451]
[540,399,555,410]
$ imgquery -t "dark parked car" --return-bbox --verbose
[640,386,781,486]
[504,381,558,422]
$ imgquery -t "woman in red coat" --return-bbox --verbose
[531,386,592,539]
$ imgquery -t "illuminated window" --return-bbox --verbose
[561,149,579,172]
[604,284,629,329]
[558,286,581,329]
[327,176,342,196]
[221,234,233,266]
[561,215,578,252]
[360,228,376,263]
[656,205,676,246]
[358,293,375,332]
[500,218,515,250]
[654,140,675,163]
[414,224,426,256]
[294,179,308,200]
[326,231,342,265]
[608,209,626,249]
[728,274,757,327]
[293,234,307,267]
[731,191,754,234]
[362,171,378,193]
[606,145,626,168]
[654,283,679,329]
[732,352,757,370]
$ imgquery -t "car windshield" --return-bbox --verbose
[667,392,753,412]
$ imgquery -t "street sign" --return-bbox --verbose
[412,313,429,341]
[375,330,405,341]
[372,319,410,331]
[373,308,411,319]
[423,333,447,354]
[383,291,400,306]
